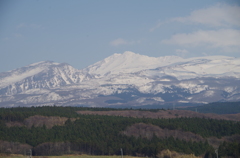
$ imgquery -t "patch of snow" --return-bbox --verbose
[0,67,45,88]
[152,97,164,102]
[137,84,154,94]
[178,82,208,94]
[18,92,63,104]
[203,90,215,97]
[0,96,15,102]
[224,86,236,93]
[178,100,189,103]
[136,97,164,103]
[136,98,145,103]
[21,89,51,94]
[159,79,171,81]
[85,51,183,76]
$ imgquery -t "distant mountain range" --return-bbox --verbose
[1,51,240,107]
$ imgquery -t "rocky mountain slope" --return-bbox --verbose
[0,51,240,107]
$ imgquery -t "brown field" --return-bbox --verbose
[6,109,240,130]
[6,115,76,129]
[77,109,240,121]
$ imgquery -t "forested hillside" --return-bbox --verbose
[178,102,240,114]
[0,106,239,157]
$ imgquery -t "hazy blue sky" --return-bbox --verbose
[0,0,240,72]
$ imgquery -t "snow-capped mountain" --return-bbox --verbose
[84,51,183,76]
[0,61,90,96]
[0,51,240,107]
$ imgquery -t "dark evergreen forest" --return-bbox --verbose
[0,106,239,157]
[178,102,240,114]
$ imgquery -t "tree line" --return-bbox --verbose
[0,106,239,157]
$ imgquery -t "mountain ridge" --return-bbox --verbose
[0,51,240,107]
[84,51,184,76]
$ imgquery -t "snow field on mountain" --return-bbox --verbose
[203,90,215,97]
[176,57,240,76]
[21,88,50,94]
[0,95,14,102]
[85,51,183,76]
[224,86,237,93]
[0,67,45,89]
[1,51,240,107]
[136,97,164,103]
[17,92,62,104]
[178,82,209,94]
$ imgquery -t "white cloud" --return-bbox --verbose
[150,21,165,32]
[151,4,240,31]
[173,4,240,27]
[110,38,140,46]
[162,29,240,48]
[157,3,240,55]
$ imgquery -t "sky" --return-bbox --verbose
[0,0,240,73]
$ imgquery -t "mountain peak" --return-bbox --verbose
[28,61,62,67]
[0,60,80,90]
[122,51,137,56]
[85,52,184,76]
[1,52,240,107]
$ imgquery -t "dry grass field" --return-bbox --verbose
[77,110,240,121]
